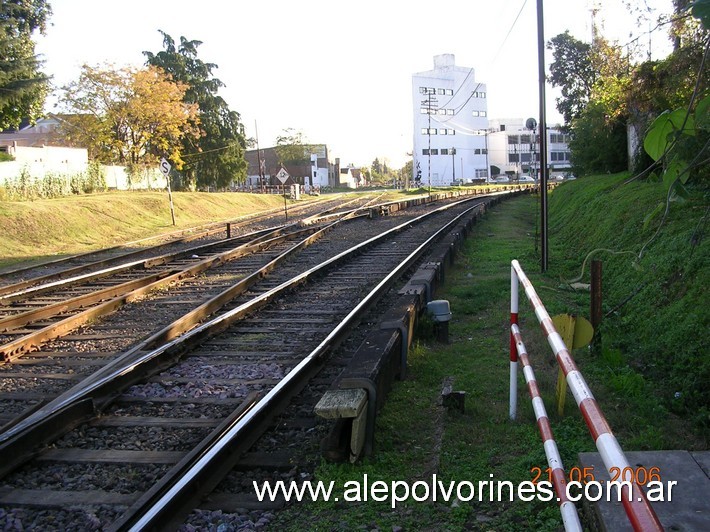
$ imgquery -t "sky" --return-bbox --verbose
[34,0,675,168]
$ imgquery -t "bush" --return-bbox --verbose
[3,164,107,201]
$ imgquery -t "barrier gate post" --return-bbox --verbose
[510,263,519,420]
[510,260,663,532]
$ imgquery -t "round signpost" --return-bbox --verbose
[160,157,176,226]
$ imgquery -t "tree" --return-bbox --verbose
[0,0,51,130]
[547,32,596,123]
[55,64,200,175]
[568,100,629,175]
[274,128,310,166]
[144,31,247,190]
[371,157,382,176]
[548,28,633,174]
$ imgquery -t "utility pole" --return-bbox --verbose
[421,89,438,195]
[451,148,456,183]
[255,120,265,192]
[536,0,549,272]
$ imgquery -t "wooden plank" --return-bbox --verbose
[314,388,367,419]
[37,448,184,464]
[236,451,295,471]
[0,487,137,506]
[92,415,220,428]
[147,377,280,386]
[0,391,48,400]
[0,372,81,380]
[116,395,249,405]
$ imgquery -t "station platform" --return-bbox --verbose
[578,450,709,531]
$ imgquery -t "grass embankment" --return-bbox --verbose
[0,178,705,529]
[0,191,306,268]
[273,174,707,531]
[0,187,499,269]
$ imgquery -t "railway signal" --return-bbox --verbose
[160,157,176,226]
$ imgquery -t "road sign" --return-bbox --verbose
[159,157,176,226]
[159,158,171,177]
[276,167,289,184]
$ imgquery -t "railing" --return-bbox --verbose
[509,260,663,532]
[511,323,582,531]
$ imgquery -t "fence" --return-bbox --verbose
[509,259,663,531]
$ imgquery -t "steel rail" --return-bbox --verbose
[0,223,326,362]
[0,195,335,281]
[113,199,485,531]
[0,197,482,481]
[0,223,305,332]
[0,225,279,303]
[0,196,378,302]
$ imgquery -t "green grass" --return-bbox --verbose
[0,191,322,268]
[0,178,705,529]
[272,179,707,530]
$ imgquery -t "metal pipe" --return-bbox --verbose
[511,324,582,532]
[510,260,663,531]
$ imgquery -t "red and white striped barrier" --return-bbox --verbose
[509,262,519,419]
[512,323,582,531]
[510,260,663,532]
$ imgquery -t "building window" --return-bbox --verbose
[448,129,456,135]
[431,149,439,155]
[472,111,479,117]
[439,128,448,135]
[475,91,487,98]
[520,134,531,144]
[509,153,519,163]
[446,109,454,115]
[441,148,449,155]
[422,149,429,155]
[508,135,519,144]
[476,168,488,178]
[437,88,445,95]
[521,153,531,162]
[421,128,428,134]
[420,87,435,94]
[501,124,506,131]
[551,151,571,161]
[480,111,487,117]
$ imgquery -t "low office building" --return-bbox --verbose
[487,118,572,180]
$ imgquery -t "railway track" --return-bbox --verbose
[0,193,371,290]
[0,189,516,530]
[0,194,389,366]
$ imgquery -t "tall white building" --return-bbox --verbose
[412,54,489,186]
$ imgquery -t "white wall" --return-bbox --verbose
[0,145,88,184]
[0,145,166,190]
[412,54,489,186]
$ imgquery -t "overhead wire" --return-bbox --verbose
[430,0,529,123]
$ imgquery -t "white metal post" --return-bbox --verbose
[510,262,519,419]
